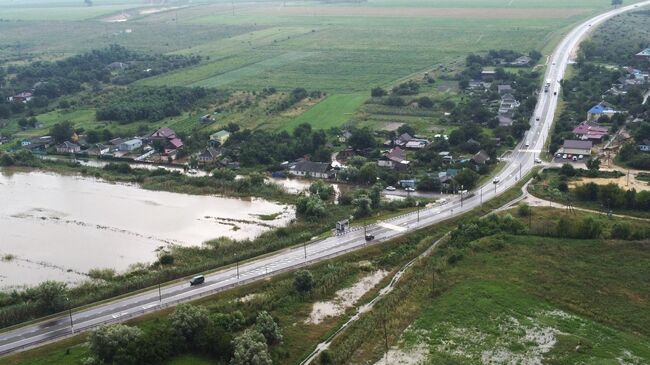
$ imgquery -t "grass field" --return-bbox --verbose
[283,93,366,130]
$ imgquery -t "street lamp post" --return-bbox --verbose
[65,297,74,334]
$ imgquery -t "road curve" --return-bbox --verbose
[2,1,649,356]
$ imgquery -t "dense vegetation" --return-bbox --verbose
[95,86,226,124]
[0,45,200,120]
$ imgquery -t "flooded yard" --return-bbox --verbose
[0,169,294,290]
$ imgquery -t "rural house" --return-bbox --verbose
[471,150,490,165]
[587,102,619,121]
[559,140,592,157]
[8,92,33,103]
[289,160,332,179]
[639,139,650,152]
[209,130,231,146]
[635,48,650,62]
[198,147,221,162]
[378,147,410,171]
[572,122,609,142]
[117,138,142,152]
[56,141,80,154]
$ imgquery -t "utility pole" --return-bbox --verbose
[66,297,74,334]
[460,185,464,207]
[480,187,483,206]
[417,202,420,224]
[519,163,522,180]
[303,242,307,259]
[158,282,162,303]
[236,261,240,279]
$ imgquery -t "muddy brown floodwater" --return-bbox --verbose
[0,170,294,290]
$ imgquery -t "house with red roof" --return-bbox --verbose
[572,122,609,143]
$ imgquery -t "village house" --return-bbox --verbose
[289,160,332,179]
[117,138,142,152]
[635,48,650,62]
[200,114,215,124]
[394,133,413,147]
[587,102,619,122]
[558,140,592,157]
[198,147,221,162]
[439,151,454,164]
[378,147,410,171]
[8,92,33,103]
[404,138,429,149]
[209,130,230,146]
[87,143,111,156]
[497,84,513,95]
[639,139,650,152]
[572,122,609,143]
[56,141,81,154]
[509,55,532,67]
[471,150,490,165]
[481,70,496,80]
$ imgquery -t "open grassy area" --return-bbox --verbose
[283,93,366,131]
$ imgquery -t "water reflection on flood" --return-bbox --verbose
[0,169,294,290]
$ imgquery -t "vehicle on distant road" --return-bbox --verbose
[534,158,542,164]
[578,155,584,160]
[525,141,530,147]
[405,187,415,192]
[493,178,500,184]
[536,117,540,121]
[562,154,567,159]
[365,234,375,241]
[385,186,396,191]
[572,156,578,161]
[190,275,205,286]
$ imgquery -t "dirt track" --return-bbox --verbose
[243,6,588,19]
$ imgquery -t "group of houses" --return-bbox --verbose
[20,127,186,162]
[556,101,622,161]
[497,84,519,127]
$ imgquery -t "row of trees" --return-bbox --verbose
[573,182,650,210]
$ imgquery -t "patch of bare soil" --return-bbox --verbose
[306,270,388,325]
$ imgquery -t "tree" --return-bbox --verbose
[586,157,600,172]
[309,181,335,201]
[370,87,387,97]
[396,124,416,137]
[50,121,74,143]
[517,203,531,217]
[255,311,283,344]
[34,281,67,314]
[610,222,631,239]
[88,324,144,365]
[352,194,373,218]
[348,128,376,150]
[231,329,272,365]
[454,169,480,190]
[293,270,314,295]
[170,304,210,346]
[559,163,575,177]
[296,196,326,220]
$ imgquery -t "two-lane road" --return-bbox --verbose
[2,1,649,356]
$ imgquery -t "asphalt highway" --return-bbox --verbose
[2,1,649,355]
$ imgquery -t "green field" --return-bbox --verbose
[400,233,650,363]
[283,93,366,130]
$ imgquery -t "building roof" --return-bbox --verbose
[472,150,490,164]
[588,102,617,115]
[497,85,512,94]
[168,137,184,149]
[563,140,592,150]
[639,139,650,146]
[292,160,330,174]
[151,127,177,139]
[200,147,221,159]
[58,141,79,149]
[121,138,141,146]
[211,130,230,139]
[636,48,650,57]
[397,133,413,144]
[572,122,608,138]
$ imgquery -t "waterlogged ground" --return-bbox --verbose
[0,170,294,290]
[391,282,650,364]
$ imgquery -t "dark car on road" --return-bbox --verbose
[365,234,375,241]
[190,275,205,286]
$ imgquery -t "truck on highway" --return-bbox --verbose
[544,79,551,93]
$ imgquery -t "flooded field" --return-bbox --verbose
[0,169,294,290]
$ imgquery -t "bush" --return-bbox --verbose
[88,324,144,365]
[231,329,272,365]
[255,311,283,344]
[517,203,531,217]
[294,270,314,296]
